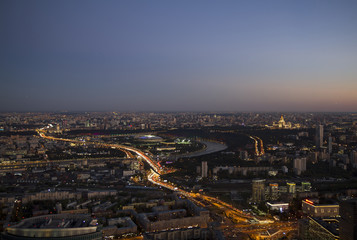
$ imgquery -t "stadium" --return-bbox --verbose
[134,134,164,143]
[1,214,102,240]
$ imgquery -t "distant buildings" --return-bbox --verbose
[267,114,300,129]
[274,115,292,129]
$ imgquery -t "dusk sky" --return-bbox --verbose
[1,0,357,112]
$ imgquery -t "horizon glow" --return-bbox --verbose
[1,1,356,112]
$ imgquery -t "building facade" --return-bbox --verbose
[302,199,339,218]
[252,179,265,203]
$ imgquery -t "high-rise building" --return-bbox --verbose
[315,124,324,148]
[328,136,333,154]
[293,158,307,175]
[287,182,296,194]
[252,179,265,203]
[340,199,357,240]
[269,183,279,201]
[201,161,208,178]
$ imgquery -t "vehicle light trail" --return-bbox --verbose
[37,128,255,223]
[249,136,264,156]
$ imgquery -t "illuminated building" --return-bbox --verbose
[270,114,292,129]
[287,182,296,194]
[278,115,286,128]
[301,182,312,192]
[266,202,289,212]
[201,161,208,178]
[134,135,164,143]
[269,183,279,201]
[252,179,265,203]
[1,214,102,240]
[339,199,357,240]
[302,199,339,218]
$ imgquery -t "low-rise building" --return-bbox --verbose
[302,199,339,218]
[266,202,289,212]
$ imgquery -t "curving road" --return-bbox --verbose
[37,128,256,224]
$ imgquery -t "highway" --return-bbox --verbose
[35,128,298,238]
[249,136,265,156]
[37,128,253,223]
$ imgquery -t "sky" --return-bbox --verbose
[1,0,357,112]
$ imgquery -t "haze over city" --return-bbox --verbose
[1,0,357,112]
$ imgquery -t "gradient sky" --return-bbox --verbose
[1,0,357,112]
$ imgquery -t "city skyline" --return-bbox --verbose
[1,1,357,112]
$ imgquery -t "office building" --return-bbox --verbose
[252,179,265,203]
[316,124,324,148]
[269,183,279,201]
[287,182,296,194]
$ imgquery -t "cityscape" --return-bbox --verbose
[1,112,357,239]
[1,1,357,240]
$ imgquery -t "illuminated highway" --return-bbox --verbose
[35,127,299,239]
[249,136,264,156]
[37,129,161,173]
